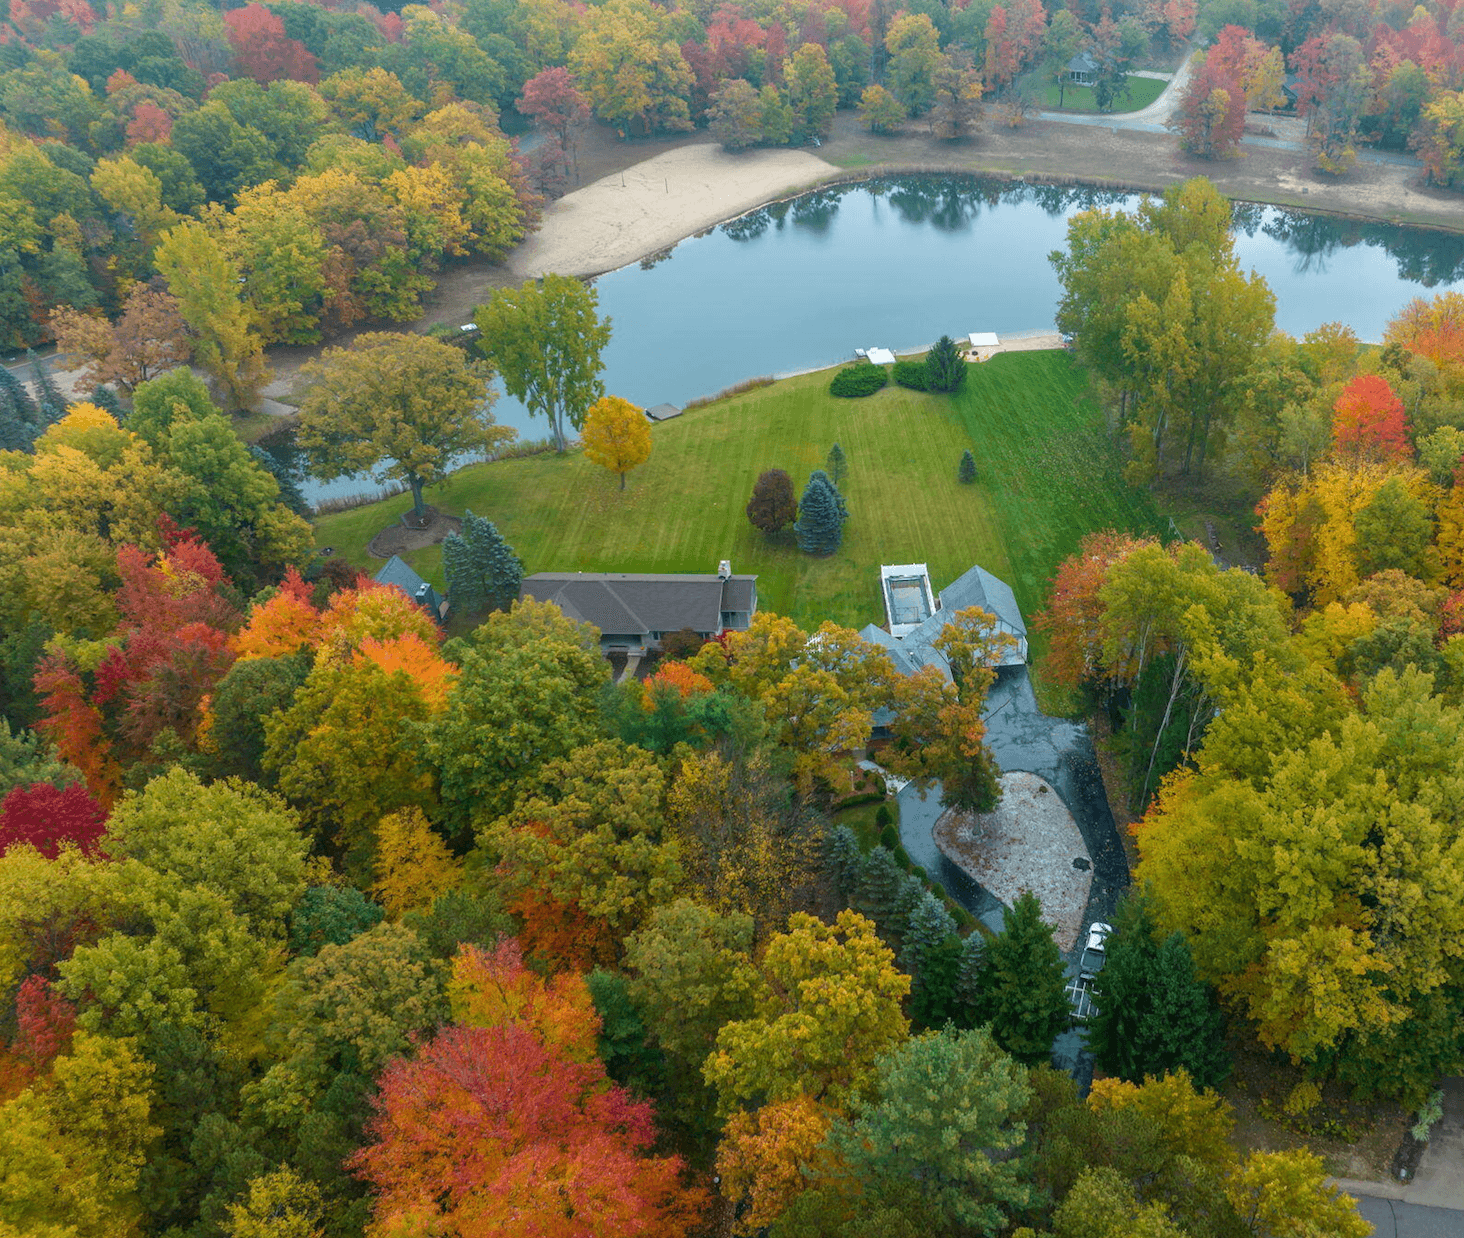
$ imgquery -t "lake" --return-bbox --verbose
[298,175,1464,505]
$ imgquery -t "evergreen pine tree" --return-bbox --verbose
[976,889,1070,1065]
[826,441,847,488]
[1089,890,1230,1088]
[879,870,923,947]
[910,932,965,1030]
[827,825,864,895]
[958,449,977,483]
[89,386,125,422]
[926,334,966,393]
[250,444,310,516]
[853,845,905,923]
[443,508,525,616]
[0,363,38,451]
[27,351,65,428]
[795,469,847,555]
[899,890,957,977]
[956,932,986,1006]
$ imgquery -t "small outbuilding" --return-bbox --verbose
[646,403,682,422]
[1067,51,1098,85]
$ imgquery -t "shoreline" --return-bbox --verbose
[511,119,1464,285]
[557,159,1464,284]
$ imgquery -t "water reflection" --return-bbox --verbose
[720,175,1464,287]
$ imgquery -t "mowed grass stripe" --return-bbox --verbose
[950,351,1165,615]
[314,353,1158,634]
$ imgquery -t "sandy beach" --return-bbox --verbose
[508,143,837,279]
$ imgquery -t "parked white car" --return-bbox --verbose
[1079,921,1113,980]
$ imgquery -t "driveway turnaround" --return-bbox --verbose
[897,664,1130,1090]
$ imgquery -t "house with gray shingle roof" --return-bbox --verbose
[373,554,446,621]
[519,560,757,655]
[861,562,1028,734]
[861,562,1028,678]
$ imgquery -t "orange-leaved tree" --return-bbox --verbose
[448,937,600,1062]
[1332,373,1411,461]
[352,1021,704,1237]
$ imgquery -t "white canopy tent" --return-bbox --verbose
[867,347,896,365]
[968,332,1000,348]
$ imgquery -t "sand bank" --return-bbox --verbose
[509,142,836,279]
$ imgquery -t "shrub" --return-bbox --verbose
[659,628,706,660]
[829,363,888,397]
[874,803,892,829]
[879,824,900,852]
[958,449,977,484]
[892,359,929,390]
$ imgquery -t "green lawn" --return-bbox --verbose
[1038,74,1167,114]
[315,351,1164,642]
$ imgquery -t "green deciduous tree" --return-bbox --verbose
[858,83,907,132]
[475,274,611,453]
[704,909,909,1113]
[154,219,271,411]
[427,599,608,834]
[885,14,942,116]
[0,1031,159,1238]
[787,43,837,142]
[297,332,507,521]
[709,78,764,150]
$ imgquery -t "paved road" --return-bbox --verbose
[1353,1194,1463,1237]
[1038,47,1424,172]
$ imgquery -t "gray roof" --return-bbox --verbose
[861,563,1027,679]
[932,564,1025,637]
[521,571,756,636]
[373,554,428,598]
[1068,50,1098,72]
[646,403,682,421]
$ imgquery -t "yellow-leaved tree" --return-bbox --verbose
[582,394,652,490]
[372,807,462,918]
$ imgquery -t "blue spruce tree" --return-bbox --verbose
[0,363,39,451]
[442,508,524,616]
[27,351,65,429]
[795,468,847,555]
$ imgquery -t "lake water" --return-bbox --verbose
[299,175,1464,505]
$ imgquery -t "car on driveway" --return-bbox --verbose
[1079,921,1112,979]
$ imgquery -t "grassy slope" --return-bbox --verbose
[315,351,1164,640]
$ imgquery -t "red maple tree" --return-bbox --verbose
[0,977,76,1102]
[0,782,106,858]
[1333,373,1412,460]
[224,2,319,83]
[353,1022,704,1237]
